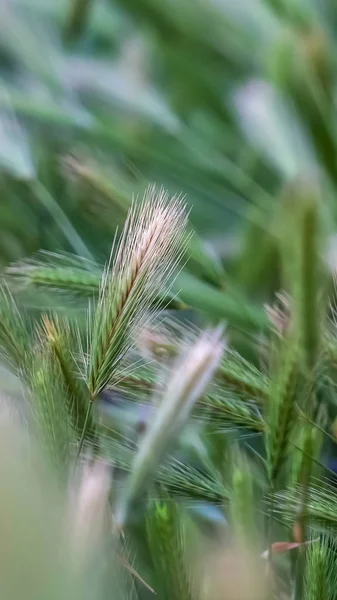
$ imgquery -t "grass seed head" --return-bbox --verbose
[88,185,188,398]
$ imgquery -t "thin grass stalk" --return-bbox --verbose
[294,425,318,600]
[290,184,322,599]
[76,401,94,461]
[298,188,321,371]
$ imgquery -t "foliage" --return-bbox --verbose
[2,0,337,598]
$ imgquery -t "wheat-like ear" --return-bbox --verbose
[87,186,188,399]
[116,327,224,527]
[229,449,258,548]
[197,388,264,432]
[266,333,299,487]
[146,495,193,600]
[40,315,97,446]
[102,436,229,503]
[275,481,337,531]
[7,251,101,296]
[0,283,31,375]
[279,182,323,598]
[304,535,337,600]
[28,346,75,475]
[218,350,268,402]
[6,251,186,312]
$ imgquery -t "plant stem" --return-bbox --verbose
[76,399,93,461]
[294,422,315,600]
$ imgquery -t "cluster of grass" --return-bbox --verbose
[3,0,337,598]
[0,184,337,599]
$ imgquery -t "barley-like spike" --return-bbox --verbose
[7,251,101,296]
[230,450,258,546]
[28,348,75,475]
[7,255,185,310]
[0,283,31,375]
[275,481,337,530]
[281,183,323,600]
[88,186,188,399]
[294,424,318,598]
[280,179,322,373]
[18,265,100,295]
[101,436,229,502]
[304,535,337,600]
[146,496,193,600]
[160,457,229,502]
[135,331,268,402]
[198,390,264,432]
[266,336,298,485]
[218,350,268,401]
[41,316,97,446]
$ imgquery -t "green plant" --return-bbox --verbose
[2,183,337,600]
[3,0,337,598]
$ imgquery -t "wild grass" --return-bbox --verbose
[3,176,337,598]
[2,176,337,599]
[87,186,188,400]
[3,1,337,598]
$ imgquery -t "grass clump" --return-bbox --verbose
[4,0,337,596]
[3,182,337,599]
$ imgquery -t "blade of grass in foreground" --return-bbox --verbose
[116,327,224,527]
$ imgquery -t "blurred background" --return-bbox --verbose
[0,0,336,337]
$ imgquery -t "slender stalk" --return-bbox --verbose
[294,426,316,600]
[76,400,94,461]
[291,184,321,600]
